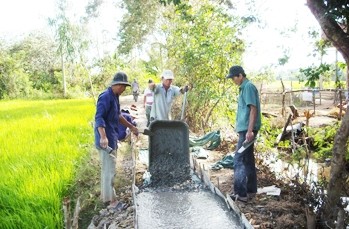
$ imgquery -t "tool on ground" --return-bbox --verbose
[180,86,189,121]
[236,138,256,154]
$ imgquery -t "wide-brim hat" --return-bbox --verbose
[226,65,245,78]
[110,72,131,86]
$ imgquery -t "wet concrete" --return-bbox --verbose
[136,121,244,228]
[148,121,190,187]
[136,189,242,229]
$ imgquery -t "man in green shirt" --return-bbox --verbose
[226,65,261,203]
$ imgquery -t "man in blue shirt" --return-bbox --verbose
[226,65,261,203]
[94,71,139,205]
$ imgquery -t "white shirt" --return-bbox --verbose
[131,82,139,92]
[144,88,154,106]
[150,84,181,120]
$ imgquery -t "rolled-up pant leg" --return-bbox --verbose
[99,148,117,203]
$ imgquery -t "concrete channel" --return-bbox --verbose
[131,120,253,229]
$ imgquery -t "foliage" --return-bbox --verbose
[307,121,347,160]
[0,32,93,99]
[164,0,247,131]
[0,42,35,99]
[82,0,103,23]
[324,0,349,24]
[335,61,347,88]
[299,63,331,88]
[159,0,181,5]
[257,116,279,151]
[118,0,159,54]
[0,0,100,100]
[0,99,95,228]
[49,0,91,97]
[291,144,308,163]
[10,33,59,93]
[91,53,127,92]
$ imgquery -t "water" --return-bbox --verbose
[260,150,330,183]
[136,190,242,229]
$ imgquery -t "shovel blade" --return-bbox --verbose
[142,129,154,136]
[237,138,256,154]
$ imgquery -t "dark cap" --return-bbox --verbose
[148,79,153,83]
[110,72,131,86]
[226,65,245,78]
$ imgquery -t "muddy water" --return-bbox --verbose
[261,150,330,183]
[136,189,242,229]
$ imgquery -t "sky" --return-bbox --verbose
[241,0,321,71]
[0,0,343,72]
[0,0,120,35]
[0,0,55,37]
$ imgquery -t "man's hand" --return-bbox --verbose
[245,131,254,143]
[100,136,108,149]
[131,126,139,136]
[98,127,108,148]
[181,85,190,93]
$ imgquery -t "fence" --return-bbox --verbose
[260,88,347,119]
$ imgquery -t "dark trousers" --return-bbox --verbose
[233,130,258,197]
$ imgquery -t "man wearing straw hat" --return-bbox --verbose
[94,71,139,205]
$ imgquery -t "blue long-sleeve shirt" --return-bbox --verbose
[94,87,120,149]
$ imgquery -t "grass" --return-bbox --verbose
[0,99,95,229]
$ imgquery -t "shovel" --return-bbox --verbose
[140,128,154,136]
[236,138,256,154]
[180,86,188,121]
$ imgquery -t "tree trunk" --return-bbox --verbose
[306,0,349,225]
[61,50,67,98]
[326,108,349,219]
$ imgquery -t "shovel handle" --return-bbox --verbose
[180,91,187,120]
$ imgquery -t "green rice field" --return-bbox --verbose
[0,99,95,229]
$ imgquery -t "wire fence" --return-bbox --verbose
[260,88,347,118]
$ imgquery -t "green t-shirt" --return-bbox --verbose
[236,79,261,132]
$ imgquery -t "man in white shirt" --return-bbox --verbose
[143,79,154,127]
[150,70,188,121]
